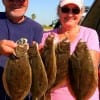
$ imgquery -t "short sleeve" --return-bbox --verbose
[40,32,51,46]
[87,30,100,52]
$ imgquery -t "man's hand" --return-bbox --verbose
[0,40,17,56]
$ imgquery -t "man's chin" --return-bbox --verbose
[9,12,24,18]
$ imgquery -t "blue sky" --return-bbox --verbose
[0,0,94,25]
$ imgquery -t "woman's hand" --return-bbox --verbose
[0,40,17,56]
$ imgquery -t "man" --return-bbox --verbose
[0,0,43,99]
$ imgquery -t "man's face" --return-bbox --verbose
[3,0,28,18]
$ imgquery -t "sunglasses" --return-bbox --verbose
[61,7,80,14]
[6,0,25,2]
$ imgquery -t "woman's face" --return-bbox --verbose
[3,0,28,18]
[58,4,83,28]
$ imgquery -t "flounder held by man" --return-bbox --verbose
[2,38,32,100]
[68,40,97,100]
[28,42,48,100]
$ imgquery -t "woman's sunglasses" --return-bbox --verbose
[61,7,80,14]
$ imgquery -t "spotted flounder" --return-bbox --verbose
[41,34,57,90]
[68,40,97,100]
[28,42,48,100]
[2,38,32,100]
[52,37,70,87]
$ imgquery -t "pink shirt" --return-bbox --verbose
[41,26,100,100]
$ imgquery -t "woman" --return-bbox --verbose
[41,0,100,100]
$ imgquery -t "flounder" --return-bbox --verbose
[2,38,32,100]
[28,42,48,100]
[53,37,70,87]
[40,34,57,100]
[68,40,97,100]
[41,34,57,90]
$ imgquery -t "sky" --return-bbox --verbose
[0,0,95,25]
